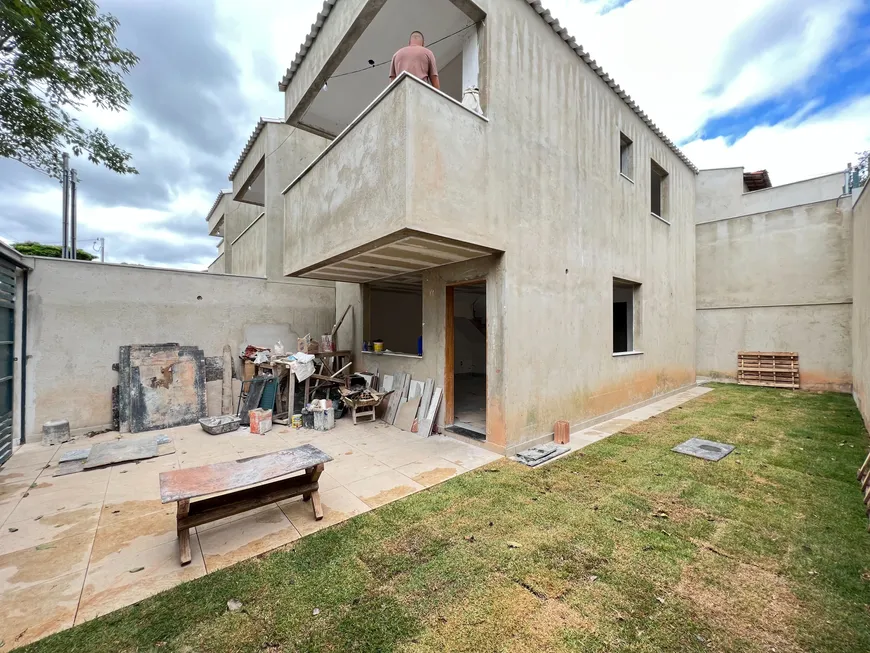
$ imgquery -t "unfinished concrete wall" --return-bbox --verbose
[696,196,853,391]
[853,184,870,426]
[208,254,225,274]
[231,123,330,279]
[23,257,334,441]
[224,201,262,275]
[232,213,267,277]
[696,168,845,223]
[479,0,697,449]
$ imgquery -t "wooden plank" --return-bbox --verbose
[417,378,434,422]
[445,286,455,424]
[159,445,332,503]
[395,396,422,432]
[181,475,319,530]
[419,387,443,438]
[858,451,870,481]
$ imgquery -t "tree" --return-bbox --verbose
[857,150,869,187]
[0,0,139,178]
[13,241,96,260]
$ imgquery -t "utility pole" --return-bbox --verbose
[61,153,70,258]
[99,237,105,262]
[70,169,78,259]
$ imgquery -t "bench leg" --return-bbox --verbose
[302,463,325,520]
[311,491,323,520]
[177,499,192,566]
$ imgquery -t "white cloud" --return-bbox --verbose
[5,0,866,268]
[543,0,862,141]
[683,95,870,184]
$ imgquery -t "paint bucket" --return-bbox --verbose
[291,414,302,429]
[373,340,385,353]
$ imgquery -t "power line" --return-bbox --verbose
[262,22,478,172]
[328,22,478,80]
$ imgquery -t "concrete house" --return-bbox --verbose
[264,0,699,456]
[201,0,869,453]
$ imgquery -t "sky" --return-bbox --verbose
[1,0,868,270]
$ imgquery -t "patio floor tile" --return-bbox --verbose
[279,486,371,536]
[77,535,206,624]
[199,506,300,572]
[345,469,425,508]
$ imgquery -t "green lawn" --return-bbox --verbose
[21,384,870,652]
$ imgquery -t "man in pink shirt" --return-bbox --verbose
[389,31,440,90]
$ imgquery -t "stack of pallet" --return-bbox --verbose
[737,351,800,389]
[858,454,870,531]
[379,372,443,437]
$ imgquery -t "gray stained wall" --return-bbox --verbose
[22,258,334,441]
[232,213,267,277]
[232,123,329,280]
[695,176,853,391]
[853,184,870,428]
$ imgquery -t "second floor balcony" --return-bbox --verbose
[282,72,501,283]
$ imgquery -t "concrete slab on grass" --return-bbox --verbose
[672,438,735,461]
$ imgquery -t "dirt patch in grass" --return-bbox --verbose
[676,550,802,652]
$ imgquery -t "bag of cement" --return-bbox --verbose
[462,86,482,114]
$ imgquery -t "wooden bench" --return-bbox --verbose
[159,445,333,565]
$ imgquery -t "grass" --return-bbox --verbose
[19,384,870,652]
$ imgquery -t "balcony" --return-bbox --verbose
[282,72,501,283]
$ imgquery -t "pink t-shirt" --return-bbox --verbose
[389,46,438,83]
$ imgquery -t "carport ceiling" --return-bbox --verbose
[297,232,497,283]
[301,0,473,136]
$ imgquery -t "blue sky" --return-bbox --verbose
[544,0,870,181]
[1,0,868,269]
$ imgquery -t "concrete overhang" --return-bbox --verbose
[229,119,285,207]
[206,191,231,237]
[283,72,501,282]
[293,229,499,282]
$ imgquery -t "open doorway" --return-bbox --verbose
[446,281,486,439]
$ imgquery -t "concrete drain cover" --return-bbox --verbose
[672,438,735,462]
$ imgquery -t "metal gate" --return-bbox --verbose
[0,257,14,465]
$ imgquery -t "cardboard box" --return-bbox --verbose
[296,335,319,354]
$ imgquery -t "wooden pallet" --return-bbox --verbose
[737,351,799,389]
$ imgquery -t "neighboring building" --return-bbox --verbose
[205,189,261,275]
[695,169,854,392]
[202,0,867,451]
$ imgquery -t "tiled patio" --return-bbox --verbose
[0,384,711,649]
[0,419,500,650]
